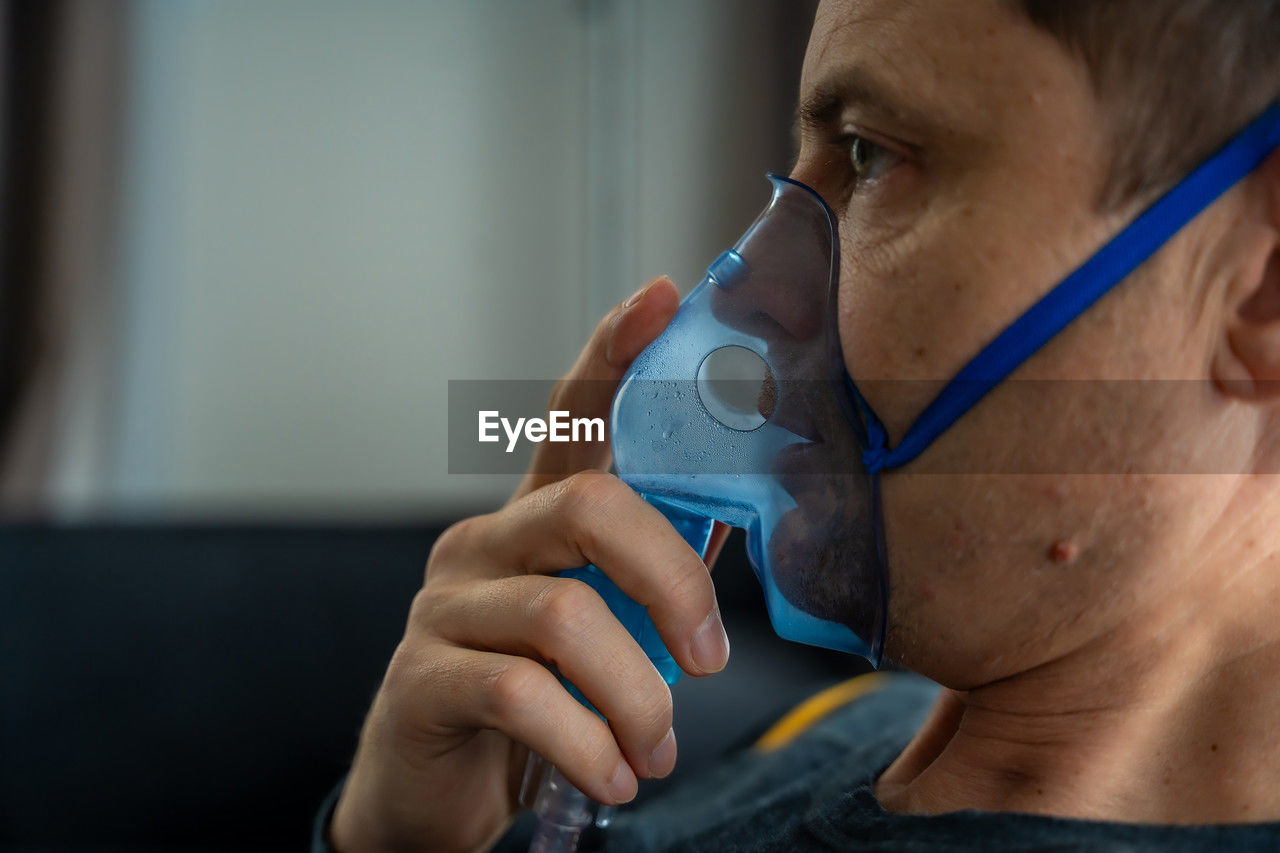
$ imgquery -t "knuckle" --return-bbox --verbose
[633,681,674,735]
[407,585,446,630]
[531,579,601,648]
[425,519,469,578]
[578,735,619,777]
[663,558,713,612]
[559,469,613,507]
[380,642,414,695]
[557,471,623,529]
[380,639,434,697]
[424,515,487,582]
[486,659,551,721]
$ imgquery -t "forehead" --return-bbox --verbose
[801,0,1088,139]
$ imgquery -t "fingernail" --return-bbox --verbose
[623,276,665,310]
[622,287,646,309]
[608,278,666,366]
[691,610,730,674]
[606,759,638,803]
[648,729,677,778]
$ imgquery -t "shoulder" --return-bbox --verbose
[605,672,938,853]
[752,671,940,758]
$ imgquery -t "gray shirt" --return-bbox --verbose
[315,673,1280,851]
[601,673,1280,852]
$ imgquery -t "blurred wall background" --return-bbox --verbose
[0,0,815,521]
[0,8,845,847]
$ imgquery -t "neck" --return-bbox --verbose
[877,540,1280,824]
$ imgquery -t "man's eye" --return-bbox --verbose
[847,135,898,184]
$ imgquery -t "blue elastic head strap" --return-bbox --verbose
[858,100,1280,475]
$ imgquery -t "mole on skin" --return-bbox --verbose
[1049,539,1080,564]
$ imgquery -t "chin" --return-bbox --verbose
[767,440,882,637]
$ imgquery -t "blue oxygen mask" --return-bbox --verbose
[560,173,884,701]
[524,174,875,853]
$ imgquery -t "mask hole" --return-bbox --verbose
[696,345,773,432]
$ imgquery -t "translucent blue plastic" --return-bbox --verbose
[608,175,884,663]
[557,175,885,713]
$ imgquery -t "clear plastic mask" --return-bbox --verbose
[611,175,886,663]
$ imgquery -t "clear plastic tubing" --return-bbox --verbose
[522,753,613,853]
[524,497,715,853]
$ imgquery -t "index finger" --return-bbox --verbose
[514,276,679,501]
[487,472,729,678]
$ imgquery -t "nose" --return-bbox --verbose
[706,177,834,348]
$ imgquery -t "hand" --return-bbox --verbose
[330,277,733,852]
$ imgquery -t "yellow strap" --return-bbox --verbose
[752,672,888,753]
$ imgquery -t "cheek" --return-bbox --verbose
[878,473,1104,684]
[878,471,1224,687]
[835,202,1057,443]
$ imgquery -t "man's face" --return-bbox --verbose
[794,0,1251,686]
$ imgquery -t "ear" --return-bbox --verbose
[1212,149,1280,402]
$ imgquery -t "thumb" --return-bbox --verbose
[513,275,679,500]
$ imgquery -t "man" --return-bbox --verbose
[321,1,1280,849]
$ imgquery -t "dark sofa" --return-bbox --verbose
[1,523,863,850]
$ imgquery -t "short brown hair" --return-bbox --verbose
[1017,0,1280,209]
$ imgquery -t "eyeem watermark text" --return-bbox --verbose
[479,410,605,453]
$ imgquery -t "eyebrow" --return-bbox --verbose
[793,64,928,147]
